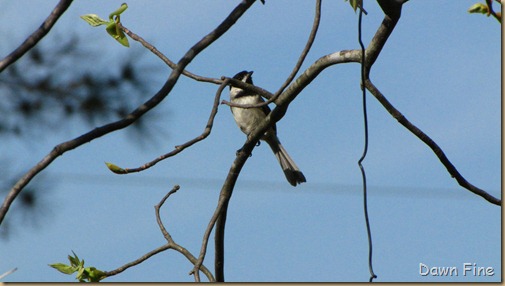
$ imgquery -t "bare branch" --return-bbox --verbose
[195,139,255,282]
[154,186,215,282]
[104,244,172,278]
[366,0,500,205]
[102,185,215,281]
[364,79,501,206]
[0,0,74,73]
[109,78,229,175]
[118,23,222,84]
[274,0,322,96]
[0,0,258,226]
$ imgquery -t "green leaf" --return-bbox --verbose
[105,162,127,173]
[468,3,489,14]
[49,263,77,275]
[105,22,130,47]
[80,3,130,48]
[80,14,110,27]
[68,251,81,267]
[76,266,85,281]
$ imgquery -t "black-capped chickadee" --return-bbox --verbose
[229,71,306,186]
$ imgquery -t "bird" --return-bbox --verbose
[229,70,306,186]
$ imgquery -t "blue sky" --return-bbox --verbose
[0,0,501,282]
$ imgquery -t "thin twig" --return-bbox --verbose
[110,79,229,174]
[0,268,17,280]
[118,23,222,84]
[103,185,214,281]
[155,186,181,243]
[274,0,321,97]
[0,0,74,72]
[104,244,172,277]
[154,185,215,282]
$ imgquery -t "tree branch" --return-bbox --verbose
[104,244,172,278]
[0,0,74,73]
[103,185,215,281]
[0,0,257,227]
[366,0,500,205]
[108,78,229,174]
[118,23,221,84]
[154,186,215,282]
[364,79,501,206]
[273,0,322,97]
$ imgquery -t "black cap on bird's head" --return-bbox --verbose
[232,70,254,84]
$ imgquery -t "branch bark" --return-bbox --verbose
[364,79,501,206]
[0,0,74,72]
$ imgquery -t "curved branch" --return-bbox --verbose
[367,0,500,205]
[0,0,74,73]
[103,186,215,282]
[104,244,172,278]
[273,0,322,96]
[0,0,257,226]
[109,79,229,174]
[154,186,215,282]
[364,79,501,206]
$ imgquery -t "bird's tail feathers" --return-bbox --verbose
[271,142,306,187]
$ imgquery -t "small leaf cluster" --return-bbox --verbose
[49,251,106,282]
[81,3,130,47]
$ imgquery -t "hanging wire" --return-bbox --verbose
[357,1,377,282]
